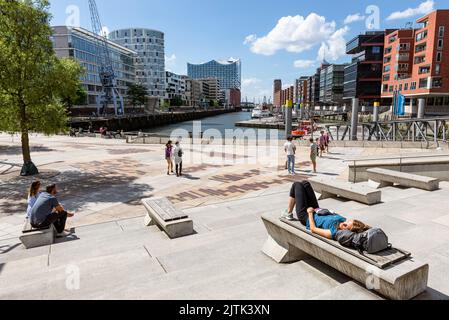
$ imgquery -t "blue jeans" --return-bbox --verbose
[287,155,295,173]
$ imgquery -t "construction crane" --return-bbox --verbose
[88,0,124,116]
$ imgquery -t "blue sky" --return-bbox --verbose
[48,0,444,102]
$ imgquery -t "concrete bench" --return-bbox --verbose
[367,168,440,191]
[309,177,382,205]
[142,197,194,239]
[261,212,429,300]
[19,220,55,249]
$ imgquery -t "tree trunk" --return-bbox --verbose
[19,103,39,176]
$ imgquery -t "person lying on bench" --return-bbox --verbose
[30,184,75,238]
[283,181,370,240]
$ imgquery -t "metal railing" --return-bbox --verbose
[344,153,449,183]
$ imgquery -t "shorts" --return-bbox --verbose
[310,155,317,162]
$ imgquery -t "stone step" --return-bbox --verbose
[310,281,383,300]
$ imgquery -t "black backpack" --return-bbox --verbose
[337,228,391,254]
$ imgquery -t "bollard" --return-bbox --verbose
[351,98,359,141]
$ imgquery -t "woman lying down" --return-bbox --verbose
[282,181,371,240]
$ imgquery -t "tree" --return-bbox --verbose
[127,83,148,107]
[0,0,83,176]
[170,96,183,107]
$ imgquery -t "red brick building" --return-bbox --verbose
[273,79,282,108]
[381,10,449,116]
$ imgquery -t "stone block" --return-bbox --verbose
[261,212,429,300]
[19,225,55,249]
[367,168,440,191]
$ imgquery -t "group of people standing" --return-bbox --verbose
[165,140,184,177]
[284,131,331,175]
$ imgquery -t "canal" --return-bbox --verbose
[144,111,284,139]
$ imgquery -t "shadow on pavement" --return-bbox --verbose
[0,169,154,217]
[0,243,21,255]
[0,145,56,156]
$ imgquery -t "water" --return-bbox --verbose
[145,111,284,139]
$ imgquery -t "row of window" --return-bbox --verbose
[383,77,443,92]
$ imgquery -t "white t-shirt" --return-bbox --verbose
[284,142,296,156]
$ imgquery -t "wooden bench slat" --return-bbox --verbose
[143,198,188,222]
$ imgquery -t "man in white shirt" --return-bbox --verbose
[284,136,297,175]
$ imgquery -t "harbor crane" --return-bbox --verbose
[88,0,124,116]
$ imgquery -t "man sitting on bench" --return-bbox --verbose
[29,184,75,238]
[283,181,370,240]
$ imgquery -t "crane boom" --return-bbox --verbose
[88,0,124,116]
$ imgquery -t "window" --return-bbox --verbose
[416,30,428,42]
[383,74,390,81]
[410,82,417,90]
[384,65,391,73]
[436,52,443,62]
[419,78,429,89]
[439,26,445,38]
[438,39,443,50]
[404,83,409,91]
[384,56,391,63]
[389,86,394,92]
[399,43,410,51]
[432,78,443,88]
[372,46,381,54]
[436,64,441,75]
[399,84,403,91]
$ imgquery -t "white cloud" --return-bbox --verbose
[242,78,262,87]
[386,0,434,21]
[244,13,336,56]
[293,60,316,69]
[317,26,350,61]
[344,13,365,24]
[165,53,176,65]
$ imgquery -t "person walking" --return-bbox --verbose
[284,136,297,175]
[319,131,326,157]
[310,138,318,173]
[173,141,184,177]
[165,141,174,175]
[324,131,331,153]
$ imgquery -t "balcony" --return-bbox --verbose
[414,55,426,64]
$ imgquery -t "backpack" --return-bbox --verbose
[178,149,183,157]
[337,228,391,254]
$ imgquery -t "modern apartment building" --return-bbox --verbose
[51,26,137,107]
[273,79,282,108]
[165,71,186,102]
[184,77,204,107]
[187,59,242,91]
[344,31,388,106]
[199,78,222,102]
[320,64,347,106]
[381,10,449,115]
[281,85,294,106]
[109,28,166,99]
[295,76,309,107]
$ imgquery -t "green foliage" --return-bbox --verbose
[0,0,83,170]
[127,83,148,106]
[170,96,183,107]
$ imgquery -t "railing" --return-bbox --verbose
[344,153,449,183]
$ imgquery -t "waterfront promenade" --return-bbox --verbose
[1,133,449,299]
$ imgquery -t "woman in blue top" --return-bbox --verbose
[284,181,370,240]
[26,181,42,219]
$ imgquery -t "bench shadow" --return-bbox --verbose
[414,287,449,300]
[0,145,56,155]
[0,243,21,255]
[301,257,351,284]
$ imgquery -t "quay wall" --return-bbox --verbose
[69,109,236,132]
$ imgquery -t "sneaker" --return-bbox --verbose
[56,231,71,238]
[281,210,294,221]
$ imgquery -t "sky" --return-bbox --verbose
[48,0,445,102]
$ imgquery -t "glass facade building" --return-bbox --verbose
[187,59,241,91]
[51,26,137,106]
[109,28,166,98]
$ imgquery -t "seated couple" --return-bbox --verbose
[26,181,75,238]
[283,181,370,241]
